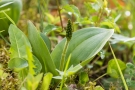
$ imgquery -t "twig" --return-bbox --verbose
[93,73,107,82]
[56,0,64,32]
[92,64,107,75]
[91,56,100,65]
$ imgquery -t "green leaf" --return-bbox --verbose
[107,59,126,78]
[0,0,22,36]
[95,86,104,90]
[33,55,42,75]
[26,47,36,75]
[8,24,32,77]
[28,21,58,76]
[40,73,53,90]
[84,2,96,13]
[40,33,51,52]
[43,24,57,34]
[66,64,82,76]
[8,24,31,59]
[126,63,135,70]
[8,24,39,76]
[91,16,98,22]
[91,2,101,11]
[62,4,81,17]
[100,21,121,33]
[26,73,43,90]
[110,33,135,44]
[125,63,135,76]
[79,71,89,84]
[114,14,121,23]
[2,11,16,25]
[53,64,82,80]
[62,87,69,90]
[51,27,114,69]
[8,58,28,71]
[86,0,103,12]
[77,17,91,25]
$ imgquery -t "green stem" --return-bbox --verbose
[0,33,10,45]
[60,75,65,90]
[56,0,64,32]
[109,43,128,90]
[2,11,16,26]
[93,73,107,82]
[56,0,64,31]
[60,40,69,71]
[60,55,71,90]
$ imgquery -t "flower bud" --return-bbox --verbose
[66,19,72,41]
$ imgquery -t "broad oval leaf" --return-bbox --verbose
[43,24,57,34]
[28,21,58,76]
[8,24,39,76]
[107,59,126,78]
[8,24,30,77]
[8,24,31,59]
[51,27,114,69]
[8,58,28,71]
[79,71,89,84]
[62,5,81,18]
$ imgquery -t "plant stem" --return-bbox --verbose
[60,55,71,90]
[93,73,107,82]
[56,0,64,32]
[2,11,16,26]
[60,76,65,90]
[60,40,69,71]
[109,43,128,90]
[0,34,10,45]
[92,65,107,75]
